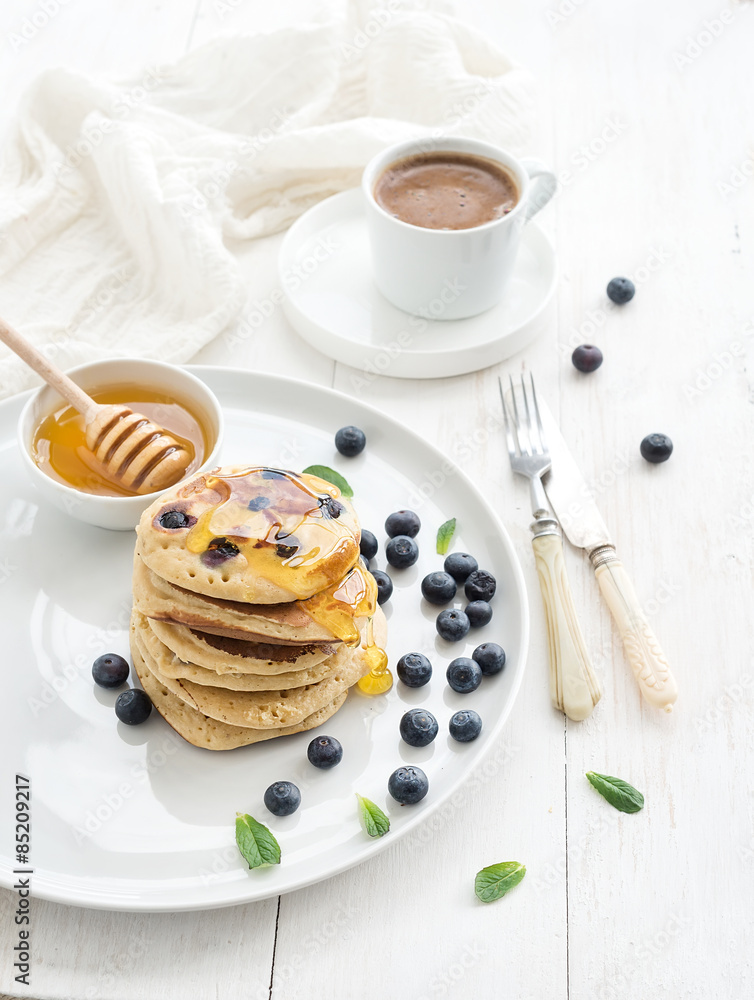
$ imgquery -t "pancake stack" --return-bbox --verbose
[130,466,387,750]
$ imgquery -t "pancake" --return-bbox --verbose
[132,607,386,729]
[136,613,338,690]
[132,553,340,644]
[147,617,336,676]
[132,637,347,751]
[136,466,361,604]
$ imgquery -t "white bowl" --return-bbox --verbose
[18,359,224,531]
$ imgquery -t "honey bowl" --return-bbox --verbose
[17,359,224,530]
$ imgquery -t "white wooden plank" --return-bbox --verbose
[548,0,754,996]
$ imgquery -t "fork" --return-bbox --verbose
[499,374,602,722]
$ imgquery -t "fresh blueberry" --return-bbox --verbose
[263,781,301,817]
[464,570,496,603]
[572,345,603,373]
[472,642,506,675]
[114,688,152,725]
[261,469,286,479]
[385,510,421,538]
[421,571,457,605]
[465,601,493,627]
[307,735,343,769]
[247,496,271,511]
[388,765,429,805]
[335,425,366,457]
[399,708,439,748]
[202,537,240,566]
[396,652,432,688]
[360,529,378,561]
[607,277,635,305]
[446,657,482,693]
[640,433,673,464]
[436,609,470,642]
[386,535,419,569]
[443,552,478,582]
[159,509,192,529]
[92,653,129,689]
[371,569,393,604]
[449,710,483,743]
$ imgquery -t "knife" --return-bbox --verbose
[538,401,679,713]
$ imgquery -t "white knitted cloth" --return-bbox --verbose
[0,1,533,398]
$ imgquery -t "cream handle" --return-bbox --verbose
[592,549,678,712]
[531,527,602,721]
[0,316,97,420]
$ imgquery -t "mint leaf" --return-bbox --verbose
[302,465,354,498]
[474,862,526,903]
[436,518,456,555]
[235,813,281,869]
[356,794,390,838]
[586,772,644,813]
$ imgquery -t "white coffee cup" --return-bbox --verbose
[362,137,556,321]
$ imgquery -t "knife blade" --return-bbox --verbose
[538,399,679,713]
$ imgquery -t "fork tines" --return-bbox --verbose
[497,373,548,459]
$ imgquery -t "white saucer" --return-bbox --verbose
[279,188,556,380]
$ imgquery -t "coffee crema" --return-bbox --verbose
[373,151,519,231]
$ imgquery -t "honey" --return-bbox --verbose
[357,617,392,695]
[32,384,210,497]
[165,467,388,675]
[179,467,362,605]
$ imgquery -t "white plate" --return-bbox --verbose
[279,188,556,379]
[0,367,528,912]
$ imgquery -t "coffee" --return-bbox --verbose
[373,151,519,231]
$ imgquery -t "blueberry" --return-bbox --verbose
[421,571,457,605]
[247,496,271,511]
[436,609,470,642]
[446,657,482,693]
[464,570,496,603]
[307,735,343,769]
[92,653,129,689]
[371,569,393,604]
[202,537,240,566]
[320,497,344,518]
[360,529,378,561]
[443,552,478,582]
[114,688,152,725]
[385,510,421,538]
[388,765,429,805]
[400,708,439,747]
[396,652,432,688]
[472,642,506,675]
[335,425,366,457]
[449,710,483,743]
[572,345,603,373]
[607,277,635,305]
[159,509,192,529]
[640,433,673,464]
[263,781,301,816]
[465,601,493,627]
[386,535,419,569]
[261,469,286,479]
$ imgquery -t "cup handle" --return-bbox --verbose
[520,159,557,222]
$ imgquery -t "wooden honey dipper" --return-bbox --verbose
[0,317,193,495]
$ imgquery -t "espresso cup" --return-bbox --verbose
[362,137,556,321]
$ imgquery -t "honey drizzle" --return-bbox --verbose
[356,616,392,695]
[180,469,364,639]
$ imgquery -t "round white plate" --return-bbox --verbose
[0,368,528,912]
[279,188,556,379]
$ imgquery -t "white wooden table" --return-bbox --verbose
[1,1,753,997]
